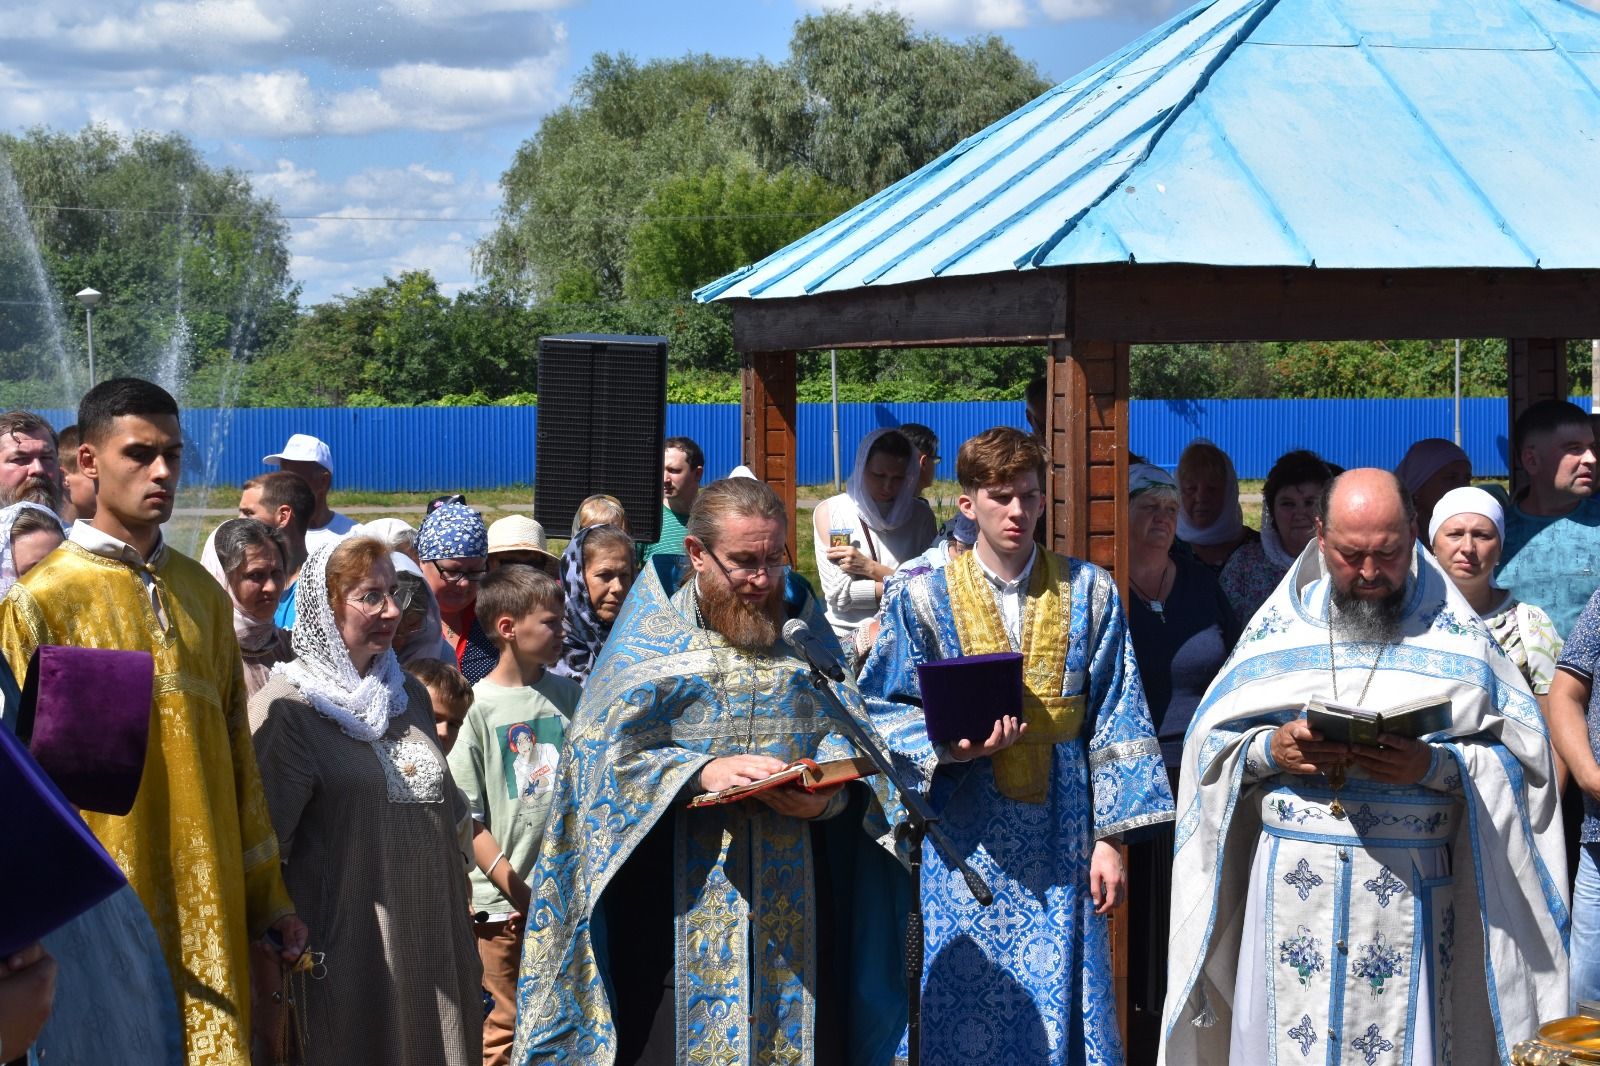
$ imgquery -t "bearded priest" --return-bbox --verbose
[1160,468,1569,1065]
[511,476,908,1066]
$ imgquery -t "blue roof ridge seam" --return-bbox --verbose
[852,10,1241,290]
[1519,0,1600,109]
[1184,91,1316,266]
[1320,0,1540,269]
[1019,0,1283,271]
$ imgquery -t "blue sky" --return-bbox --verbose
[1,0,1185,304]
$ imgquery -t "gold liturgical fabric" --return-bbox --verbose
[945,548,1083,804]
[1,541,294,1065]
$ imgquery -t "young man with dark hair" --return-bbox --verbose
[1497,398,1600,635]
[899,422,940,493]
[55,423,94,525]
[857,425,1173,1066]
[0,378,306,1064]
[642,435,705,561]
[240,470,315,627]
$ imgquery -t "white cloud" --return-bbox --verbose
[75,0,288,55]
[248,158,497,302]
[814,0,1028,30]
[127,70,321,137]
[323,58,565,135]
[1037,0,1177,18]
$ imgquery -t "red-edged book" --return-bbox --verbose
[687,756,878,808]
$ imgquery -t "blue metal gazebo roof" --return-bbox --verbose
[697,0,1600,304]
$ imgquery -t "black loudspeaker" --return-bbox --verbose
[536,333,668,544]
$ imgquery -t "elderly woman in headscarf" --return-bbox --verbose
[1218,448,1336,626]
[1124,461,1239,1039]
[416,502,499,683]
[1430,485,1560,706]
[552,523,636,686]
[1396,437,1473,537]
[0,502,64,598]
[812,428,938,664]
[1175,438,1257,572]
[248,536,481,1065]
[203,517,294,696]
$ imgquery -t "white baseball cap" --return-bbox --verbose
[263,433,332,473]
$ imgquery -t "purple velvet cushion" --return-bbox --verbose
[916,652,1024,746]
[0,724,128,957]
[23,646,155,816]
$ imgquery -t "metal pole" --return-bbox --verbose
[86,306,95,387]
[1592,338,1600,412]
[831,348,842,493]
[1453,338,1461,446]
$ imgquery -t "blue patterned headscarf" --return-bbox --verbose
[415,502,488,562]
[552,524,630,686]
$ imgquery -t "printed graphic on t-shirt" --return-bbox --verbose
[496,717,564,801]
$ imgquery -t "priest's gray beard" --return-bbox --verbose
[697,572,785,651]
[1330,576,1409,643]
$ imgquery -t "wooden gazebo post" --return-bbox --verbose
[742,350,800,561]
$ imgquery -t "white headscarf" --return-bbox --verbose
[1176,438,1247,547]
[0,502,62,597]
[201,518,285,655]
[1428,485,1505,544]
[846,428,923,533]
[274,540,409,741]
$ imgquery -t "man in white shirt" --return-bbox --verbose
[261,433,355,553]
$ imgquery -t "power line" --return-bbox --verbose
[23,203,844,225]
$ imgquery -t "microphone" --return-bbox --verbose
[782,618,846,682]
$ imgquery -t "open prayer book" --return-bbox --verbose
[687,756,878,808]
[1303,694,1453,747]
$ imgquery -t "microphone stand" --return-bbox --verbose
[790,652,993,1066]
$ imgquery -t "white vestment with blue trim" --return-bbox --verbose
[1160,543,1568,1066]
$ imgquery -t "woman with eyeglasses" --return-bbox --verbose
[248,536,481,1065]
[553,523,637,686]
[417,502,499,683]
[203,517,294,697]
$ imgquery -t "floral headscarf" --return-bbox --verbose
[416,502,487,562]
[551,524,629,686]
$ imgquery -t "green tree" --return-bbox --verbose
[0,125,297,407]
[475,53,756,301]
[624,168,858,300]
[740,10,1051,195]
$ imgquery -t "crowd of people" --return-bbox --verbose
[4,378,1600,1065]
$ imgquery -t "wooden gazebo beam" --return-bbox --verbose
[726,266,1600,352]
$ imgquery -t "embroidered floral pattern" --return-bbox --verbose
[1287,1014,1317,1057]
[1278,926,1325,986]
[1352,932,1405,996]
[1363,867,1405,908]
[1272,799,1326,825]
[1283,858,1324,901]
[1353,1023,1395,1065]
[1243,606,1290,644]
[1348,803,1448,836]
[370,732,445,804]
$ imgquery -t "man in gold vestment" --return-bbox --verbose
[0,379,306,1064]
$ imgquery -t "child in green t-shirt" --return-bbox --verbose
[445,565,581,1066]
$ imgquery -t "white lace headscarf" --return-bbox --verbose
[0,502,63,597]
[274,539,409,741]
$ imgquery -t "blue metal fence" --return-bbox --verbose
[34,398,1572,491]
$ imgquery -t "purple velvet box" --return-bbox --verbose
[916,652,1024,745]
[21,645,155,816]
[0,723,128,957]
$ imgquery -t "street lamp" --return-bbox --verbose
[76,287,101,387]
